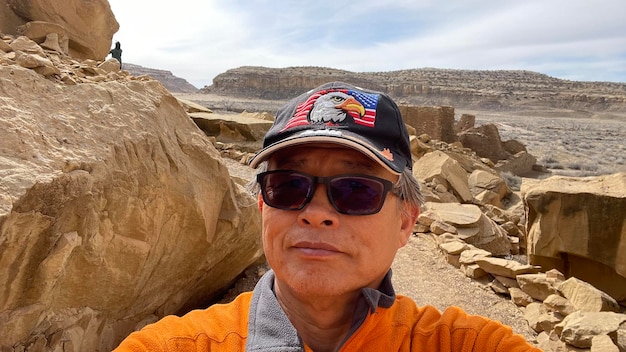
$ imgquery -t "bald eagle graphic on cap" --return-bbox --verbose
[308,91,366,124]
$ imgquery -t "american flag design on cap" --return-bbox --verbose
[282,89,379,131]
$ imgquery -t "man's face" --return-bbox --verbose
[258,144,417,298]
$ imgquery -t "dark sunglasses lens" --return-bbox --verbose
[329,177,386,215]
[261,172,312,209]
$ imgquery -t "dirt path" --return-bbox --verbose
[392,234,538,343]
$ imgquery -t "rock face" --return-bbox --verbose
[0,54,263,351]
[202,66,626,114]
[0,0,119,60]
[522,173,626,303]
[124,63,199,93]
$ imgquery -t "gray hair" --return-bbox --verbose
[247,161,423,215]
[394,168,424,215]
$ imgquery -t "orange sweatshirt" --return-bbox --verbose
[114,270,540,352]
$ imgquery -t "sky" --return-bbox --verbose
[107,0,626,89]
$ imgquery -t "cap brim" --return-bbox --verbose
[249,131,402,175]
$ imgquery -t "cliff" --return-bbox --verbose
[124,63,198,93]
[201,66,626,114]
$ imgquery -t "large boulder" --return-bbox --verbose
[413,150,473,203]
[2,0,119,60]
[522,173,626,303]
[0,64,263,350]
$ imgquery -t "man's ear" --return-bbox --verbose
[258,193,264,212]
[399,204,420,247]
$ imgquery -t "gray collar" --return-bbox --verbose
[245,269,396,351]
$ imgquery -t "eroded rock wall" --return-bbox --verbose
[0,65,263,350]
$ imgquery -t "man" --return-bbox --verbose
[114,82,540,351]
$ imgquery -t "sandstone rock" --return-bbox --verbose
[177,98,213,113]
[501,221,521,237]
[468,169,511,202]
[538,311,565,334]
[517,273,558,301]
[190,111,274,143]
[508,236,520,255]
[5,0,119,60]
[14,49,52,69]
[590,334,619,352]
[413,223,430,233]
[461,264,487,279]
[0,64,263,350]
[424,202,482,227]
[459,248,492,265]
[475,257,540,278]
[456,226,480,242]
[557,277,621,313]
[555,311,626,348]
[417,210,439,226]
[410,134,433,158]
[9,35,45,56]
[438,240,469,255]
[474,190,503,208]
[546,268,566,283]
[523,173,626,302]
[446,253,461,268]
[547,330,587,351]
[0,38,12,52]
[489,278,509,295]
[97,58,121,73]
[16,20,69,54]
[494,151,537,176]
[536,332,551,352]
[509,287,534,307]
[435,232,462,245]
[524,302,549,332]
[617,323,626,352]
[464,214,512,256]
[482,203,522,225]
[413,150,473,203]
[544,294,577,317]
[494,275,519,288]
[430,220,457,235]
[40,32,65,53]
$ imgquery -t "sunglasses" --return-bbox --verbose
[257,170,396,215]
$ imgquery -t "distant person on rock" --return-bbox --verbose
[109,41,122,68]
[114,82,541,351]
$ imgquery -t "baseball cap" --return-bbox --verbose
[249,81,412,175]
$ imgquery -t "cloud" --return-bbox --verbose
[107,0,626,88]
